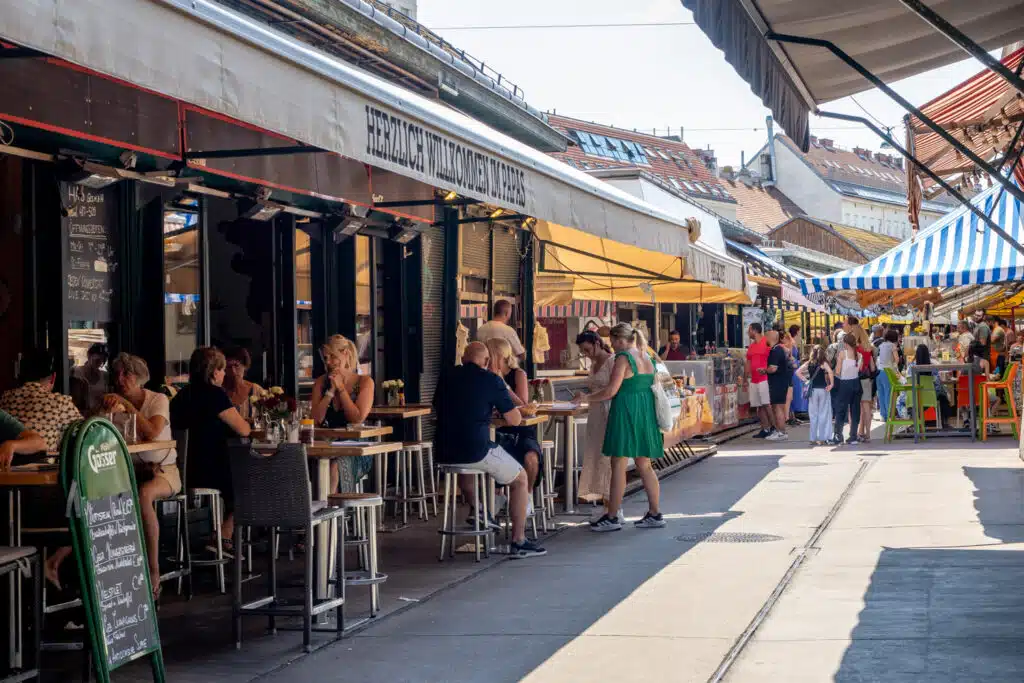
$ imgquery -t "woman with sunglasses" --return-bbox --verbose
[222,346,267,422]
[312,334,375,492]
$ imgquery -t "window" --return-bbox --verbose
[668,177,682,190]
[163,203,200,384]
[295,229,313,384]
[355,235,372,375]
[656,149,671,161]
[568,129,648,165]
[682,180,697,192]
[694,182,709,193]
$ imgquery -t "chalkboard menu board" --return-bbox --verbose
[63,182,119,322]
[61,418,165,681]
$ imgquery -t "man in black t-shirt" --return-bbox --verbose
[434,342,546,559]
[764,329,790,441]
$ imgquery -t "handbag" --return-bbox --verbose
[651,378,674,431]
[802,365,821,401]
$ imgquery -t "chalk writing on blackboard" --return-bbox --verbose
[63,182,119,322]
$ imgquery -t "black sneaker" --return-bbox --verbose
[589,514,623,532]
[466,509,500,531]
[509,539,547,559]
[634,512,667,529]
[752,429,772,439]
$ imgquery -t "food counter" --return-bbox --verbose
[664,349,747,433]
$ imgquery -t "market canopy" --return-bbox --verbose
[535,221,752,305]
[682,0,1024,151]
[907,46,1024,213]
[801,181,1023,296]
[1,0,691,257]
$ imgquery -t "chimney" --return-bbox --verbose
[810,135,819,146]
[765,116,778,187]
[820,138,835,149]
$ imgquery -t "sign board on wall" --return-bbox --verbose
[63,182,119,323]
[742,306,764,333]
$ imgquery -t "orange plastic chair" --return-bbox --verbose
[980,362,1020,441]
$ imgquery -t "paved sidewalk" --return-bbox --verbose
[257,424,1024,683]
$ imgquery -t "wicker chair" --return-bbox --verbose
[229,442,346,653]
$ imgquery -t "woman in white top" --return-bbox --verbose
[575,331,614,505]
[876,329,901,419]
[832,335,864,445]
[104,353,180,597]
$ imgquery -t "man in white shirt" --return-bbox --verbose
[476,300,525,359]
[956,320,974,359]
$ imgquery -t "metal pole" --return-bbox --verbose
[766,32,1024,208]
[898,0,1024,96]
[817,111,1024,259]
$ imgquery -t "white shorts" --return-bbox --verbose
[749,381,770,408]
[470,445,523,485]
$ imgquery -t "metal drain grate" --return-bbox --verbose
[675,532,784,543]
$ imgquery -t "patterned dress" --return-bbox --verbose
[578,354,613,501]
[0,382,82,451]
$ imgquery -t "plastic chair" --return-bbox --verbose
[229,442,346,652]
[956,373,986,433]
[980,362,1020,441]
[883,368,914,443]
[907,373,941,438]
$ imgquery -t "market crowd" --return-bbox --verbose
[744,311,1020,446]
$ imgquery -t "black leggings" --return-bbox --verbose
[833,378,862,441]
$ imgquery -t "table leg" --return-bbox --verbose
[969,367,977,442]
[8,489,17,669]
[316,459,331,601]
[912,370,920,444]
[564,416,576,514]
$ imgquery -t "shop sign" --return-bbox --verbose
[63,182,119,323]
[363,104,528,211]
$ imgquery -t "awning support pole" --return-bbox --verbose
[184,145,321,159]
[818,111,1024,259]
[766,32,1024,209]
[539,240,683,281]
[898,0,1024,97]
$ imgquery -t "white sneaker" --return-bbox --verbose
[765,431,787,441]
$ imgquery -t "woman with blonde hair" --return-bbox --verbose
[312,334,375,491]
[848,323,877,442]
[485,337,542,494]
[574,322,665,532]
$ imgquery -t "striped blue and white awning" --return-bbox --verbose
[800,182,1024,295]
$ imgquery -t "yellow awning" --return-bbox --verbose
[533,220,751,305]
[975,289,1024,317]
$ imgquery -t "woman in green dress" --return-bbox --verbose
[574,322,665,532]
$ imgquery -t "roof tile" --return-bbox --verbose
[719,178,806,234]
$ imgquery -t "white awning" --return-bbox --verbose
[683,0,1024,151]
[0,0,690,257]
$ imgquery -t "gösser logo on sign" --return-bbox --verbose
[87,443,118,473]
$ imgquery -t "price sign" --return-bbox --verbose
[63,182,119,322]
[61,418,165,682]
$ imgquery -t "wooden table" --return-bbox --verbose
[536,404,589,513]
[368,405,432,442]
[252,439,403,600]
[909,364,977,443]
[45,439,178,458]
[490,414,550,432]
[252,425,393,441]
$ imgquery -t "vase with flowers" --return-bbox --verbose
[252,386,297,442]
[382,379,405,407]
[528,378,551,404]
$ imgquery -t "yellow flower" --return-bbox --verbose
[270,386,285,395]
[250,395,261,404]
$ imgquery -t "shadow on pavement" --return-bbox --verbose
[264,454,783,683]
[963,466,1024,544]
[835,547,1024,683]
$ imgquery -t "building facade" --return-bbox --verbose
[745,132,955,239]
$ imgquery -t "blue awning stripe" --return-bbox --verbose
[799,182,1024,296]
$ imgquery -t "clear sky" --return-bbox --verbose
[419,0,988,167]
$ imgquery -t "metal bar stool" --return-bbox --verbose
[178,429,230,594]
[328,492,387,626]
[163,429,193,598]
[437,465,492,562]
[382,443,431,524]
[1,546,41,683]
[540,440,557,519]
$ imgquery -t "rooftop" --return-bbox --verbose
[545,114,735,204]
[774,134,958,210]
[720,176,806,234]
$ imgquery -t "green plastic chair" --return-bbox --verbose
[907,373,942,439]
[883,368,914,443]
